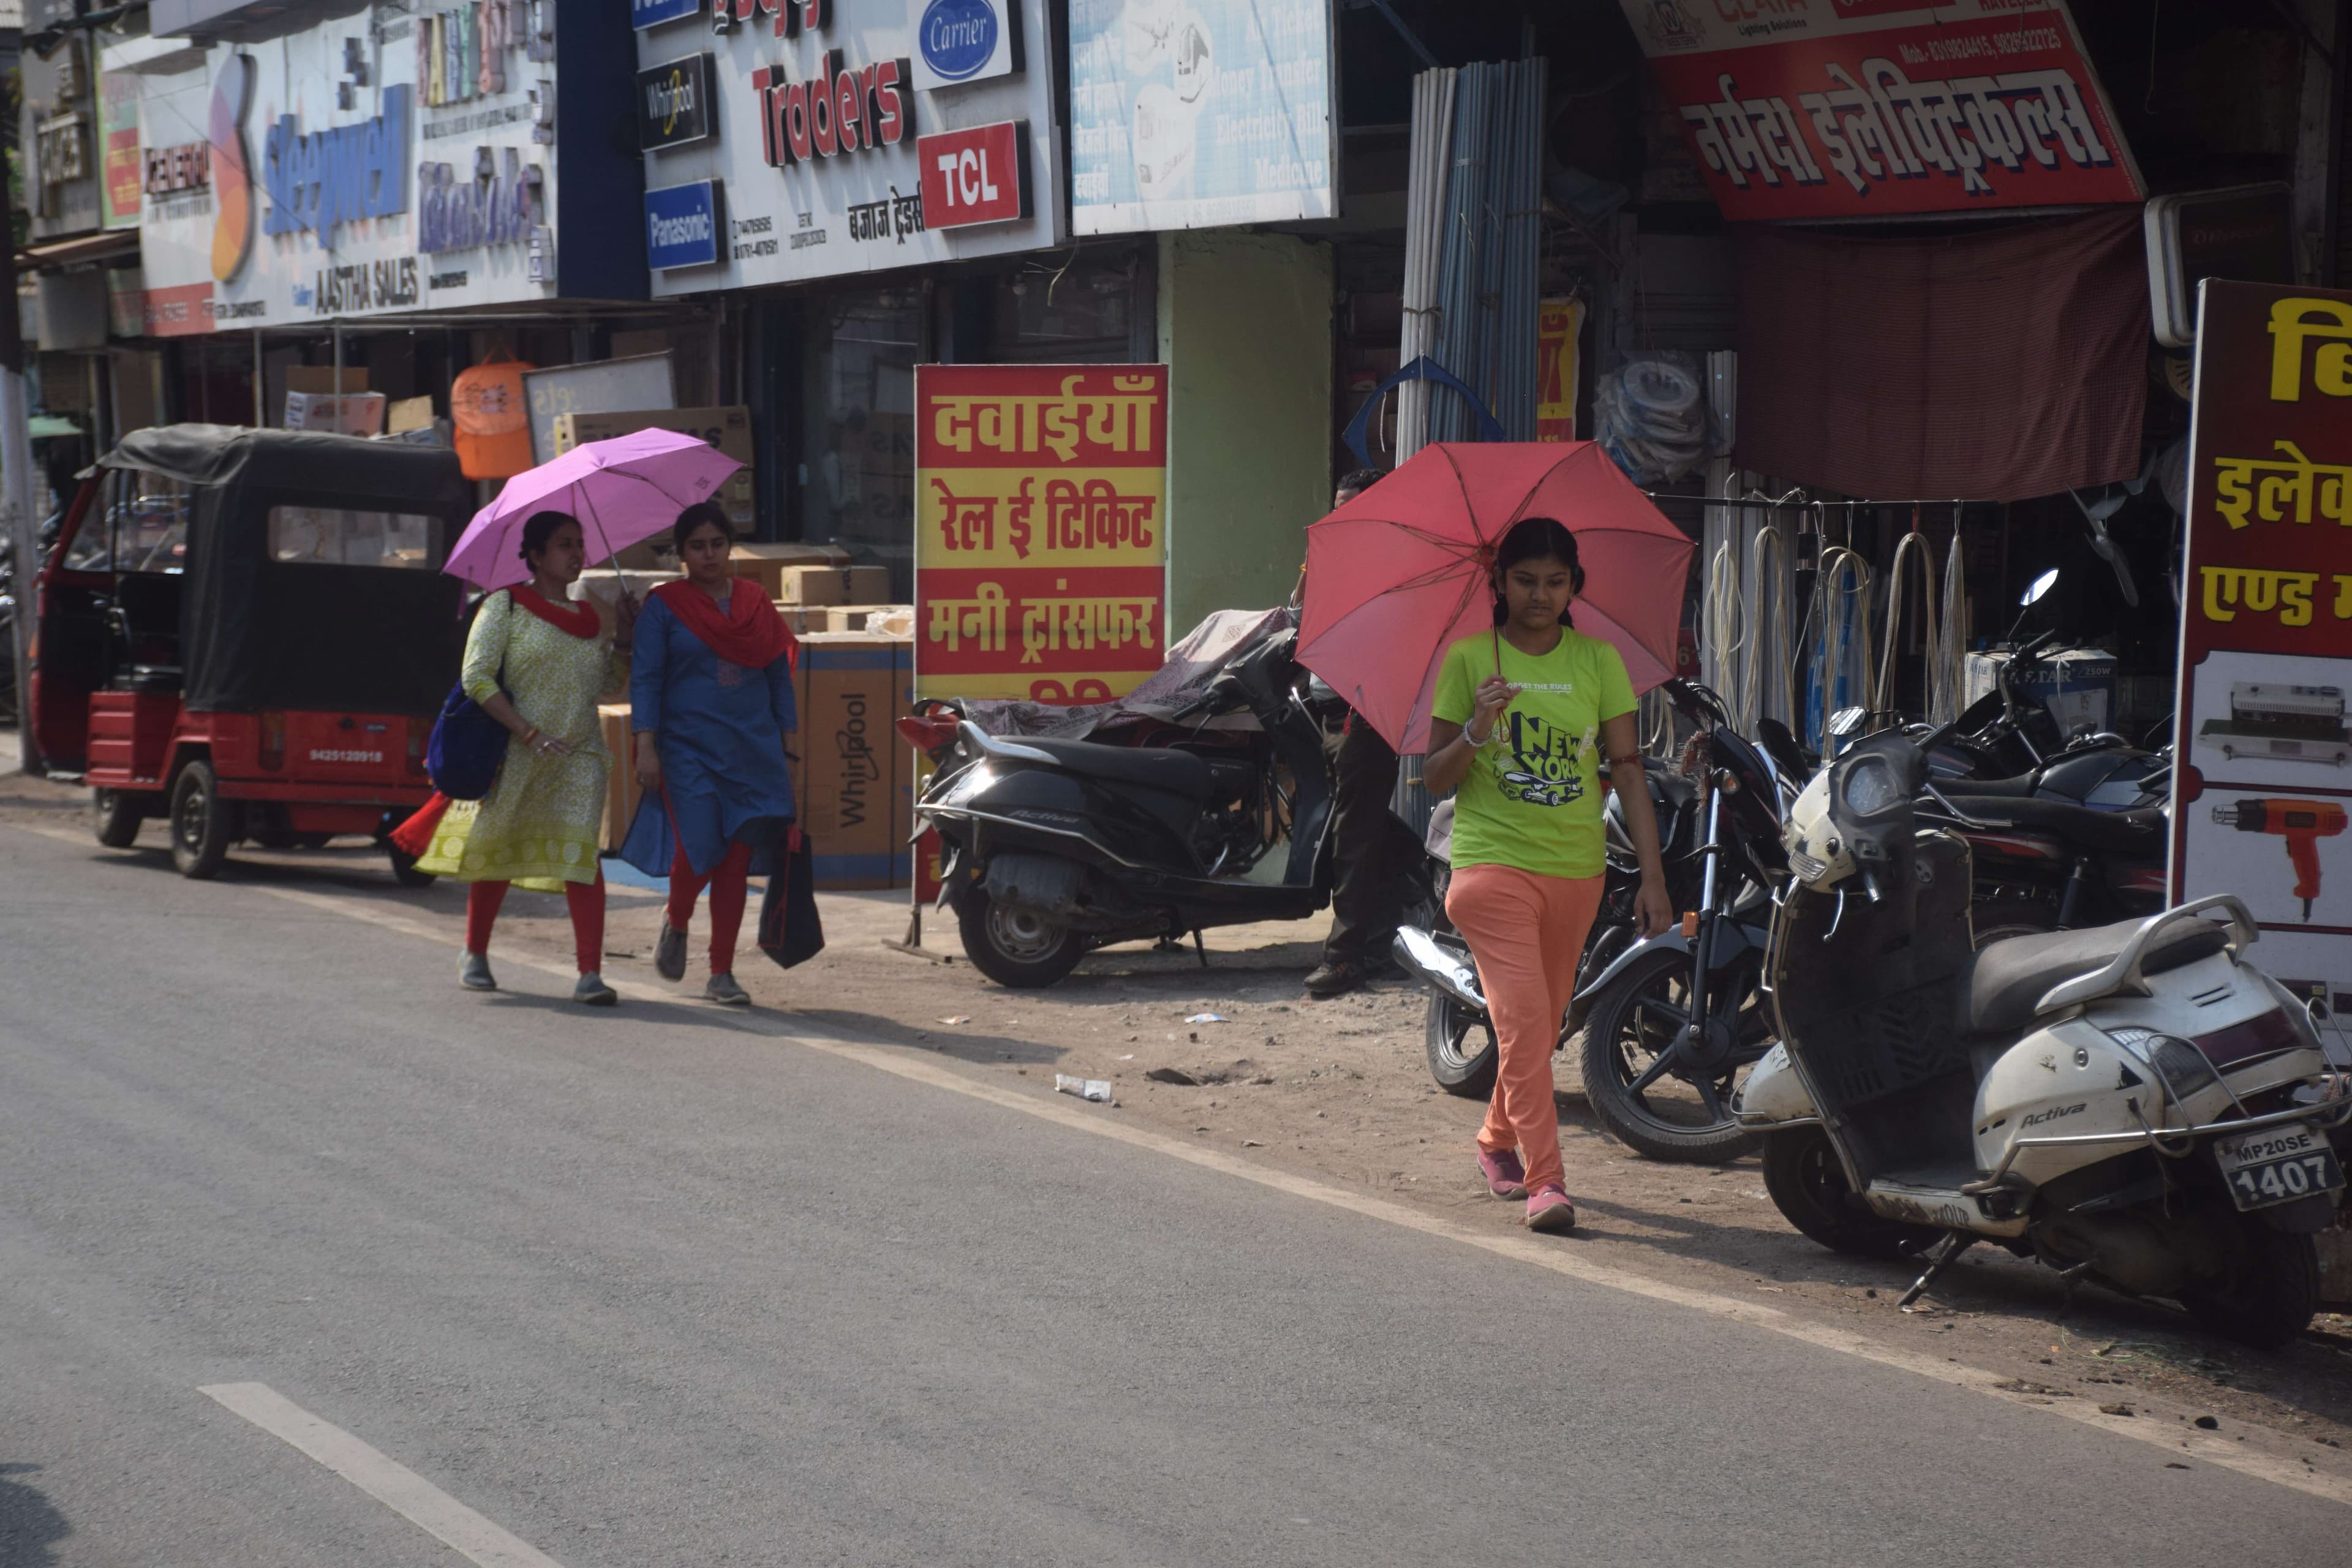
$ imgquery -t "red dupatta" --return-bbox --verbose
[509,583,603,638]
[652,578,799,670]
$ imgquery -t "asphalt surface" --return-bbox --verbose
[2,820,2346,1567]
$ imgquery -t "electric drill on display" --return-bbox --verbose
[2211,798,2348,919]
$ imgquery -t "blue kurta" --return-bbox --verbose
[621,589,797,878]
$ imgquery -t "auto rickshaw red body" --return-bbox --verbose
[29,424,472,881]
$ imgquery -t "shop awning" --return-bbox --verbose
[17,231,140,270]
[1732,208,2149,503]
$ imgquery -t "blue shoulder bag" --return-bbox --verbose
[425,594,510,799]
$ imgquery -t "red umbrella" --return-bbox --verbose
[1298,442,1693,754]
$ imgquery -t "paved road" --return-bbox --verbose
[1,821,2344,1567]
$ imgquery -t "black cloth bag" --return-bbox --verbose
[756,827,824,969]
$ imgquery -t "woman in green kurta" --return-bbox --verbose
[415,511,630,1003]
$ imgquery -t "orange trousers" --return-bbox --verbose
[1445,863,1605,1195]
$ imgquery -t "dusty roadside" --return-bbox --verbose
[8,763,2352,1483]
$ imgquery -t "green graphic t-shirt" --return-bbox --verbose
[1430,627,1638,880]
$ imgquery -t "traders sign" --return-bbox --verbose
[1618,0,2141,222]
[915,364,1169,703]
[2171,281,2352,1016]
[638,0,1064,293]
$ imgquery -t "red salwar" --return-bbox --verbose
[466,874,607,974]
[667,839,754,975]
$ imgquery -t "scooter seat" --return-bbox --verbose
[1958,916,2230,1036]
[1936,796,2165,856]
[1014,737,1214,800]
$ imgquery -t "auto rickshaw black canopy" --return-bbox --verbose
[99,424,473,715]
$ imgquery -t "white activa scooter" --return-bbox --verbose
[1736,728,2352,1346]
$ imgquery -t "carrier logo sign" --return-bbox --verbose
[645,179,723,269]
[913,0,1019,92]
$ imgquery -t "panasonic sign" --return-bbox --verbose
[644,178,723,269]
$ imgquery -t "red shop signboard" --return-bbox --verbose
[1618,0,2143,221]
[2171,281,2352,1012]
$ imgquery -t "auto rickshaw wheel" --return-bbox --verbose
[168,760,235,879]
[92,789,146,849]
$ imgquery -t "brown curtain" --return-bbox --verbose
[1733,207,2149,502]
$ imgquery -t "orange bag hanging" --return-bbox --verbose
[450,353,536,479]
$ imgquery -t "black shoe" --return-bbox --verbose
[1304,960,1368,998]
[654,918,687,982]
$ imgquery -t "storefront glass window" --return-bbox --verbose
[799,291,922,596]
[984,263,1136,363]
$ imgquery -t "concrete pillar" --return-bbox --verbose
[1157,229,1333,633]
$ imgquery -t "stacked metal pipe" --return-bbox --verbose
[1397,57,1548,456]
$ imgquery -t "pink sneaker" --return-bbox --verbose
[1477,1147,1528,1200]
[1525,1185,1577,1234]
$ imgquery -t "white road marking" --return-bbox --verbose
[200,1382,566,1568]
[9,818,2348,1506]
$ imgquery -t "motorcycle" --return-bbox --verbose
[1396,680,1789,1164]
[908,623,1435,988]
[1738,726,2352,1348]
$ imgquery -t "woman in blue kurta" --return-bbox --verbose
[622,503,799,1005]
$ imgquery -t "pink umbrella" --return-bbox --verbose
[442,428,743,591]
[1298,442,1693,754]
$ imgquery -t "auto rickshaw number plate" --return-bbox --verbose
[2212,1122,2346,1211]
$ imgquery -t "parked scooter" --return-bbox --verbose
[1738,727,2351,1347]
[910,624,1435,988]
[1396,680,1789,1164]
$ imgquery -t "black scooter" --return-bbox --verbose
[913,626,1434,988]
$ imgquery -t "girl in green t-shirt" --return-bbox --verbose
[1425,516,1672,1233]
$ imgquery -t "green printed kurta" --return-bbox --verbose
[416,590,623,892]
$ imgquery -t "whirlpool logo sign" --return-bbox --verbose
[913,0,1019,92]
[644,179,723,270]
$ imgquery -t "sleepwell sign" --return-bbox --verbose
[636,0,1063,293]
[1617,0,2143,221]
[132,9,587,330]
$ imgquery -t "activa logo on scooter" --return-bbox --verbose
[2018,1101,2088,1128]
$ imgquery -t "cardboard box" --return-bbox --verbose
[794,632,911,888]
[846,565,890,603]
[552,405,753,464]
[823,603,899,633]
[867,605,916,639]
[285,366,368,394]
[778,605,831,636]
[598,703,642,853]
[284,390,386,435]
[385,394,435,434]
[1964,647,2120,740]
[732,541,851,598]
[571,569,673,609]
[778,565,853,606]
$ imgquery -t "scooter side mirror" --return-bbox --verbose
[2019,568,2058,608]
[1827,706,1867,739]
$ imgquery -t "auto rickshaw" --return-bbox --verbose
[29,424,472,883]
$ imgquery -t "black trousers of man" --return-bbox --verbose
[1321,715,1403,967]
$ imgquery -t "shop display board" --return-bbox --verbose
[2172,279,2352,1014]
[1068,0,1337,234]
[1617,0,2141,222]
[635,0,1065,293]
[914,363,1169,703]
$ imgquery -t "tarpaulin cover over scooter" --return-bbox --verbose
[1297,442,1692,754]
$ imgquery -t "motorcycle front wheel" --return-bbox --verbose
[1423,989,1498,1098]
[1578,947,1762,1164]
[956,887,1086,989]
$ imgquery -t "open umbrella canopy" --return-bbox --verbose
[442,428,742,591]
[1297,442,1693,754]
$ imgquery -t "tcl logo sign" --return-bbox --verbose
[916,121,1029,230]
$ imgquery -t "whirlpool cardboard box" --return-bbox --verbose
[793,633,914,889]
